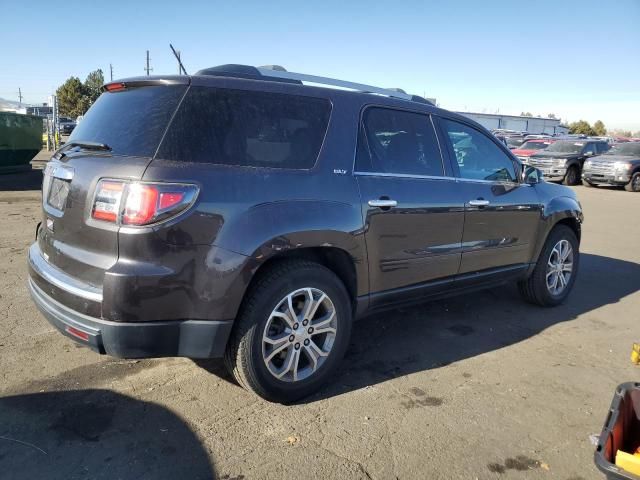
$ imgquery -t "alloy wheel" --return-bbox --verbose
[546,239,574,295]
[262,288,337,382]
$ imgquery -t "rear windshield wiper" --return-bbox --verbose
[55,141,112,159]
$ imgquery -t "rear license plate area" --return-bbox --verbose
[47,177,70,211]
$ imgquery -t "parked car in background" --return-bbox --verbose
[28,65,584,402]
[505,135,527,150]
[58,117,76,135]
[528,139,609,185]
[512,139,556,163]
[582,142,640,192]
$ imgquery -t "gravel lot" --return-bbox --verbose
[1,169,638,480]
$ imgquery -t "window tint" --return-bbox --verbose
[356,108,444,176]
[440,118,516,182]
[69,85,187,157]
[158,87,331,169]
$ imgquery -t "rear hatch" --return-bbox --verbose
[37,79,188,289]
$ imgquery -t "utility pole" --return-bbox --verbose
[17,88,23,105]
[110,63,113,81]
[144,50,153,76]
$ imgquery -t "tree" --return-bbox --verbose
[56,76,86,117]
[520,112,533,117]
[547,113,557,119]
[56,69,105,117]
[83,69,104,106]
[568,120,596,136]
[593,120,607,136]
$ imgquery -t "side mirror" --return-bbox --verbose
[585,151,594,156]
[522,165,542,184]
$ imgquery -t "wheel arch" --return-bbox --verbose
[530,196,583,268]
[241,246,360,317]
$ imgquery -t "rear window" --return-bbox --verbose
[157,87,332,169]
[68,85,187,157]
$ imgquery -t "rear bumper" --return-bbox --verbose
[28,278,233,358]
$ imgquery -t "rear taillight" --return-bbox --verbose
[91,180,198,226]
[92,181,125,222]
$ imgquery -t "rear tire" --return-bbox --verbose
[224,260,352,403]
[563,165,580,186]
[518,225,579,307]
[624,172,640,192]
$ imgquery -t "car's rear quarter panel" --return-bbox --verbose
[138,88,368,320]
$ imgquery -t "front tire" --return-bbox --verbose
[224,260,352,403]
[518,225,579,307]
[624,172,640,192]
[563,165,580,186]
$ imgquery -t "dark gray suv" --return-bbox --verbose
[28,65,583,402]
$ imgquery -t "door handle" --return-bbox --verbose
[468,199,490,207]
[368,199,398,208]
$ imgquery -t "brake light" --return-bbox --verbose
[104,82,126,92]
[159,192,184,210]
[91,180,198,226]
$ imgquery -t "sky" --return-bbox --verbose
[2,0,639,131]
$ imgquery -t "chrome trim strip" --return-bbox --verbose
[354,171,457,181]
[28,244,103,303]
[52,165,74,181]
[353,170,528,186]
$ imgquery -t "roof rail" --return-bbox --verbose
[194,64,433,105]
[257,66,416,102]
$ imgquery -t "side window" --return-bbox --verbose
[440,118,516,182]
[158,87,331,169]
[355,108,444,177]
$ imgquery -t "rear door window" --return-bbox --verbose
[355,107,445,176]
[68,85,187,157]
[158,87,332,169]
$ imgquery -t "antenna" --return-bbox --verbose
[17,88,23,105]
[170,44,188,75]
[110,63,113,81]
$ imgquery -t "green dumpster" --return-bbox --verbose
[0,112,43,173]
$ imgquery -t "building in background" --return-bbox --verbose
[25,104,53,117]
[457,112,568,135]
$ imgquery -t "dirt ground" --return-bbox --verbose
[1,169,638,480]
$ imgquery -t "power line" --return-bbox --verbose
[144,50,153,76]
